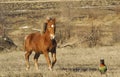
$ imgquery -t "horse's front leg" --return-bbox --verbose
[51,49,57,68]
[34,53,40,70]
[43,51,52,71]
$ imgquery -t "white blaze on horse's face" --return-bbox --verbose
[50,24,55,40]
[51,24,54,28]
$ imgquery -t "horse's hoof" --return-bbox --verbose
[26,68,29,71]
[49,68,53,71]
[26,67,30,71]
[48,67,52,71]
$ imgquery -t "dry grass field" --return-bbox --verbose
[0,0,120,77]
[0,46,120,77]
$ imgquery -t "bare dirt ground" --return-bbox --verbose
[0,46,120,77]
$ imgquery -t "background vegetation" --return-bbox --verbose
[0,0,120,49]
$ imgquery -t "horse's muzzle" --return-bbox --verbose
[50,34,55,40]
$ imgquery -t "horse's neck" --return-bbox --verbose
[44,30,51,41]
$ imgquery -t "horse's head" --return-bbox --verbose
[46,18,56,40]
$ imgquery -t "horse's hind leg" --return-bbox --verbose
[25,51,32,70]
[34,53,40,70]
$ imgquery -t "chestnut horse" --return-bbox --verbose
[24,18,57,71]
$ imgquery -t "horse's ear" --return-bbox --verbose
[47,19,50,22]
[53,18,56,22]
[46,17,51,22]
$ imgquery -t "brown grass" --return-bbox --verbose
[0,46,120,77]
[0,1,120,77]
[0,1,120,48]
